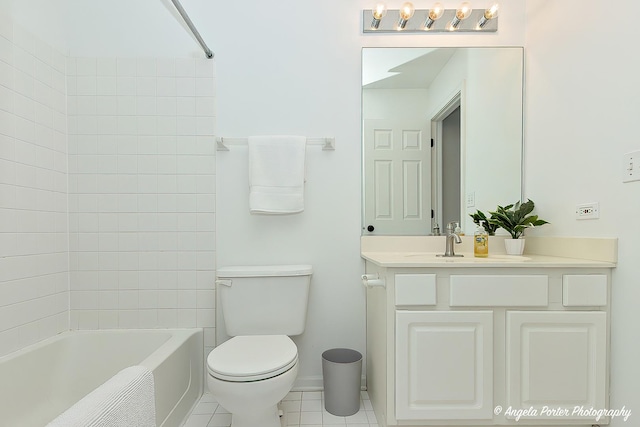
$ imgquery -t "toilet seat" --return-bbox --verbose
[207,335,298,382]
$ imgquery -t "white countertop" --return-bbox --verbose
[361,235,618,268]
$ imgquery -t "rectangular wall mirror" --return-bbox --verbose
[362,47,524,236]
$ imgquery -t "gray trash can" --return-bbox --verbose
[322,348,362,416]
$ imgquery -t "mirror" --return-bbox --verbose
[362,47,523,235]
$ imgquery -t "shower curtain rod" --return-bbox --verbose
[170,0,214,59]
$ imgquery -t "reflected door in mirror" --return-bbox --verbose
[364,119,431,235]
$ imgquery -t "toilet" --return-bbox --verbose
[207,265,313,427]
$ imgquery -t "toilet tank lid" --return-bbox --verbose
[217,264,313,278]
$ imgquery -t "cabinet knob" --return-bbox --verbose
[367,225,375,232]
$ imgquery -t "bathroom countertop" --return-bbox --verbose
[361,251,617,268]
[361,235,618,268]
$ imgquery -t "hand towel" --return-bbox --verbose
[248,135,306,214]
[46,366,156,427]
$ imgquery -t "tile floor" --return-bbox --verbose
[183,390,379,427]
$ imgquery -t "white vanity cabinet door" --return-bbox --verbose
[395,311,493,420]
[506,311,607,422]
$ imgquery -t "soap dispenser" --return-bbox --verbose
[474,221,489,258]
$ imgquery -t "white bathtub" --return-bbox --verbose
[0,329,203,427]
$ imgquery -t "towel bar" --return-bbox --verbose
[216,137,335,151]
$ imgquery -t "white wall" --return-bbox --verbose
[0,14,69,357]
[524,0,640,422]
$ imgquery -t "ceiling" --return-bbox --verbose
[362,47,456,90]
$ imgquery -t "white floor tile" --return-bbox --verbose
[183,392,379,427]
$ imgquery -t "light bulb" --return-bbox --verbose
[456,2,473,20]
[373,3,387,20]
[485,3,499,19]
[478,3,499,28]
[397,2,415,29]
[424,2,444,29]
[429,3,445,20]
[450,1,472,29]
[371,3,387,29]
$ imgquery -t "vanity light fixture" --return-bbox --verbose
[362,2,497,33]
[423,2,445,30]
[397,2,415,29]
[450,2,473,30]
[477,3,499,28]
[371,3,388,29]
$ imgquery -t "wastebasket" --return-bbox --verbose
[321,348,362,416]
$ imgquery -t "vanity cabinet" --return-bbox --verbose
[505,311,607,422]
[363,260,614,427]
[396,310,494,420]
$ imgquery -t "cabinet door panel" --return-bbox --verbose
[396,311,493,420]
[506,311,607,422]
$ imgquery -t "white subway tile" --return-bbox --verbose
[156,59,175,77]
[76,76,96,95]
[116,96,136,115]
[157,97,177,116]
[136,77,155,96]
[136,96,156,116]
[195,78,214,97]
[76,58,96,76]
[116,77,136,96]
[195,60,214,78]
[136,59,156,77]
[176,77,195,97]
[137,116,156,136]
[0,36,13,65]
[96,76,117,95]
[156,77,176,97]
[116,58,137,77]
[0,13,12,42]
[176,97,196,116]
[175,59,195,77]
[98,310,118,329]
[118,310,139,328]
[96,58,117,76]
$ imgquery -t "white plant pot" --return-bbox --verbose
[504,238,526,255]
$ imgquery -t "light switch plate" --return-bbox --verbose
[466,192,475,207]
[623,150,640,183]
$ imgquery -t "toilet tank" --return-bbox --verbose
[216,265,312,336]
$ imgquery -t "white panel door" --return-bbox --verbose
[364,119,431,235]
[396,311,493,420]
[506,311,607,422]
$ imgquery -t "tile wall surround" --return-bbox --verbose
[0,14,70,357]
[0,12,217,358]
[66,55,217,353]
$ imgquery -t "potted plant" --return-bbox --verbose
[489,199,549,255]
[469,210,499,236]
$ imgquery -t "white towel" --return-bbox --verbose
[46,366,156,427]
[248,135,306,214]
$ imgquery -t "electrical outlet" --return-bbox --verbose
[623,150,640,183]
[466,192,475,207]
[576,202,599,220]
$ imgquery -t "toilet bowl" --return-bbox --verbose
[207,335,299,427]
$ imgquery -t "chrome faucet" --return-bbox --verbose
[437,221,464,258]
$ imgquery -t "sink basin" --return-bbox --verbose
[401,252,531,262]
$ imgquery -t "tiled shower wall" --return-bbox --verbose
[66,57,217,349]
[0,15,69,357]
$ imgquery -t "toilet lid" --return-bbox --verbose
[207,335,298,382]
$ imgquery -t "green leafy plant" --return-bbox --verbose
[469,210,499,236]
[488,199,549,239]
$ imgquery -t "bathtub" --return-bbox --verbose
[0,329,203,427]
